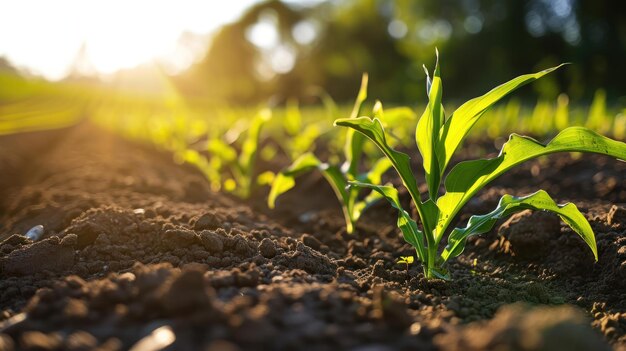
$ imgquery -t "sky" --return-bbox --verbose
[0,0,261,80]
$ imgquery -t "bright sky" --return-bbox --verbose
[0,0,261,80]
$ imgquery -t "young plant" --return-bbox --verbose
[268,74,392,233]
[397,255,414,274]
[280,99,325,160]
[335,51,626,279]
[182,109,271,199]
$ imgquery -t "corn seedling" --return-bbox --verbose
[397,255,414,273]
[268,74,392,233]
[336,51,626,279]
[554,93,570,131]
[586,89,608,134]
[182,109,271,199]
[256,100,329,187]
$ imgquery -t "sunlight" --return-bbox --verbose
[0,0,260,80]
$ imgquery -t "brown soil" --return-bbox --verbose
[0,123,625,351]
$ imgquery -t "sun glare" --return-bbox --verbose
[0,0,259,80]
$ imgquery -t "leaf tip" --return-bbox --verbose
[423,64,432,95]
[373,100,383,110]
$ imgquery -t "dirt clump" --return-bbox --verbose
[497,210,561,259]
[436,303,610,351]
[607,205,626,227]
[0,235,76,276]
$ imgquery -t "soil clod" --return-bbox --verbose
[1,236,75,276]
[607,205,626,226]
[498,210,560,259]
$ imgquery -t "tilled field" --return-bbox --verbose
[0,123,625,350]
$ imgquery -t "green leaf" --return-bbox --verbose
[239,108,271,175]
[372,101,415,148]
[207,139,237,163]
[429,264,450,280]
[285,99,302,136]
[233,109,271,198]
[267,173,295,209]
[335,116,441,237]
[335,117,420,204]
[373,100,383,119]
[358,156,393,184]
[267,152,355,233]
[421,199,440,238]
[362,187,385,209]
[352,186,384,221]
[437,127,626,240]
[181,149,221,190]
[267,152,322,209]
[283,152,324,176]
[289,124,320,159]
[379,106,416,125]
[349,182,427,262]
[397,256,414,264]
[350,73,369,120]
[351,156,392,223]
[257,170,275,186]
[441,190,598,262]
[416,51,445,200]
[344,73,369,176]
[437,64,566,174]
[320,164,353,233]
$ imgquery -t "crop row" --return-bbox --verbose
[1,55,625,279]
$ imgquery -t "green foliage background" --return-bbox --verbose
[175,0,626,106]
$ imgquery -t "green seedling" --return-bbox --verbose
[397,255,414,274]
[268,74,392,233]
[336,51,626,279]
[397,255,414,279]
[182,109,271,199]
[281,99,324,160]
[258,89,342,185]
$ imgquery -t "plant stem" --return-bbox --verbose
[426,239,437,279]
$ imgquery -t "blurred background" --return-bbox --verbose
[1,0,624,106]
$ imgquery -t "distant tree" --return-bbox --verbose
[178,0,303,104]
[178,0,626,105]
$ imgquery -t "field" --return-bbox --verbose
[1,73,625,351]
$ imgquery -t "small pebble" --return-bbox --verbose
[298,211,316,223]
[129,326,175,351]
[24,225,44,241]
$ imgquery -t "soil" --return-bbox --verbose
[0,122,625,351]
